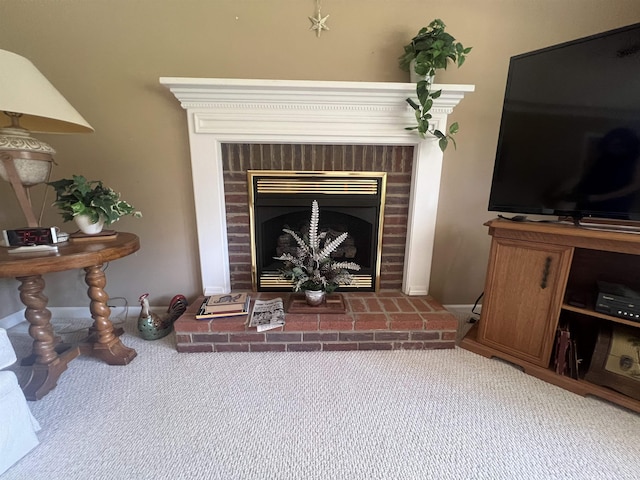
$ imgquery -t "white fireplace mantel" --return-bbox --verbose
[160,78,474,295]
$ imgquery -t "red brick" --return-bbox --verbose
[323,343,359,351]
[175,317,211,333]
[353,312,386,322]
[380,264,403,275]
[380,280,403,290]
[339,332,374,342]
[383,225,408,235]
[215,344,250,352]
[346,291,376,298]
[358,342,393,350]
[423,341,456,349]
[266,332,302,342]
[389,313,424,330]
[423,296,448,311]
[284,319,319,331]
[229,254,251,263]
[285,313,319,321]
[381,255,405,264]
[408,297,434,312]
[287,343,322,352]
[411,331,440,341]
[193,333,229,343]
[174,334,191,344]
[395,342,425,350]
[395,298,418,312]
[375,331,409,341]
[229,333,266,343]
[250,343,286,352]
[211,319,247,332]
[364,298,384,311]
[354,316,388,330]
[320,315,353,331]
[379,298,400,312]
[383,214,408,224]
[377,290,404,297]
[177,344,213,353]
[424,314,458,331]
[347,298,368,312]
[442,331,457,341]
[303,332,339,342]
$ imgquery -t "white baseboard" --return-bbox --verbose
[0,311,27,330]
[444,303,482,323]
[0,305,135,330]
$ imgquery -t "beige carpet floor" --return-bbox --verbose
[3,315,639,480]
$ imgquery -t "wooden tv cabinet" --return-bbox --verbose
[461,218,640,413]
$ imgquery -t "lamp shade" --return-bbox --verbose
[0,49,93,133]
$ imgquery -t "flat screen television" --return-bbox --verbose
[488,23,640,223]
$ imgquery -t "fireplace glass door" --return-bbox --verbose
[249,171,387,291]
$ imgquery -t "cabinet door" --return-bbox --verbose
[478,238,573,366]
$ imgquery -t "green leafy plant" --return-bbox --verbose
[47,174,142,225]
[399,19,472,151]
[273,200,361,293]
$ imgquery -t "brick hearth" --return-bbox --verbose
[174,291,458,352]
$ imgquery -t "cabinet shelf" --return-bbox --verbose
[561,303,640,328]
[461,219,640,413]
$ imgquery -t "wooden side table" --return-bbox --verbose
[0,232,140,400]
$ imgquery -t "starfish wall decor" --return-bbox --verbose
[309,0,329,37]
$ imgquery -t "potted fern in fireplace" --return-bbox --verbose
[273,200,361,306]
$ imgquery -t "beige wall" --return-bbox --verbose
[1,0,639,316]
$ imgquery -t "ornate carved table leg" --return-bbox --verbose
[82,264,137,365]
[17,274,80,401]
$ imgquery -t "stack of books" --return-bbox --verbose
[195,293,251,320]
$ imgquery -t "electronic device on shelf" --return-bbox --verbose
[488,22,640,224]
[595,281,640,322]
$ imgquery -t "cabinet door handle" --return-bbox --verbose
[540,256,552,289]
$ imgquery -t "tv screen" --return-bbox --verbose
[488,23,640,222]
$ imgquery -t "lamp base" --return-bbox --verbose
[0,127,55,228]
[0,127,55,185]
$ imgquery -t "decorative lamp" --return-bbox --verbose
[0,49,93,227]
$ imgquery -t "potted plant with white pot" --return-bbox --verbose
[398,19,472,151]
[48,174,141,234]
[274,200,361,306]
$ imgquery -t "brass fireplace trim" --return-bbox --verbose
[255,178,380,195]
[248,170,387,292]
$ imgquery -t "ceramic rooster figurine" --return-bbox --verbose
[137,293,188,340]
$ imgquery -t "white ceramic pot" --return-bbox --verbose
[409,59,435,84]
[304,289,326,307]
[74,214,105,235]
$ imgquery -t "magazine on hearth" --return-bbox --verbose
[195,295,251,320]
[249,298,285,332]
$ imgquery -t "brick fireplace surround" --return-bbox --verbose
[223,143,413,291]
[162,78,473,352]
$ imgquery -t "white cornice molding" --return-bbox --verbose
[161,78,474,140]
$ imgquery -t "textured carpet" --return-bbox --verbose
[3,317,640,480]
